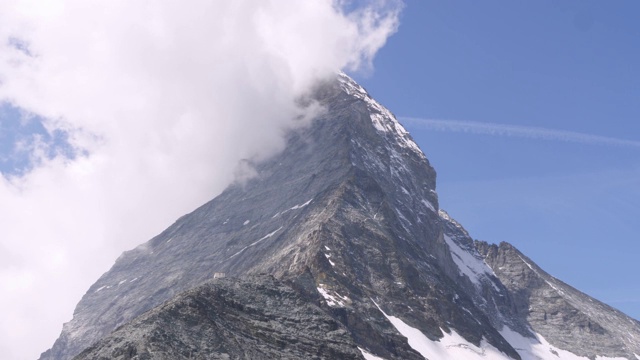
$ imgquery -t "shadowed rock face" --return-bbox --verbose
[41,75,640,360]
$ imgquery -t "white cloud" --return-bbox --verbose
[0,1,400,359]
[401,117,640,148]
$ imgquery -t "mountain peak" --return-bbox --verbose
[337,72,425,157]
[41,75,640,360]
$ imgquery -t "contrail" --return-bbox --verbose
[400,117,640,148]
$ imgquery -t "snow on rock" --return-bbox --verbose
[373,300,509,360]
[324,253,335,267]
[359,347,386,360]
[272,198,313,218]
[243,220,250,226]
[338,73,423,157]
[421,199,436,212]
[516,254,568,296]
[317,286,349,307]
[228,227,283,259]
[444,234,495,286]
[500,326,630,360]
[370,113,387,132]
[394,208,412,233]
[439,210,468,235]
[290,198,313,210]
[257,227,283,243]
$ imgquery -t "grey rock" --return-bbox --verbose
[73,276,363,360]
[41,74,640,360]
[477,241,640,359]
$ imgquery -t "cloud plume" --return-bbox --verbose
[0,1,400,359]
[401,117,640,148]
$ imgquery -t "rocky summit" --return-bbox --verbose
[41,74,640,360]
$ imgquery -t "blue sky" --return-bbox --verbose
[0,105,75,176]
[353,0,640,319]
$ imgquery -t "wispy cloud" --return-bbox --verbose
[400,117,640,148]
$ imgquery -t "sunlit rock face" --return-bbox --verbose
[477,241,640,359]
[42,75,640,360]
[74,276,363,360]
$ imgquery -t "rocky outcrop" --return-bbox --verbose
[478,241,640,359]
[74,276,363,360]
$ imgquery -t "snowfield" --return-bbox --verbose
[373,298,634,360]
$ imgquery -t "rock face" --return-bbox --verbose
[41,74,640,360]
[477,241,640,359]
[74,276,363,360]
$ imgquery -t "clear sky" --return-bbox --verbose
[353,0,640,320]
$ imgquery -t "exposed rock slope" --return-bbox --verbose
[41,74,640,360]
[74,276,363,360]
[477,241,640,359]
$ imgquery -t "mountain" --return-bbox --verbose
[40,74,640,360]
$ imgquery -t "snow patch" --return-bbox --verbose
[359,347,386,360]
[372,300,508,359]
[290,198,313,210]
[94,285,107,293]
[324,245,331,251]
[421,199,436,212]
[243,220,250,226]
[371,113,387,132]
[118,280,127,285]
[228,227,283,259]
[439,209,451,221]
[394,208,412,233]
[324,253,335,267]
[500,326,627,360]
[254,227,282,244]
[517,255,537,273]
[317,286,349,307]
[444,234,495,286]
[272,198,313,218]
